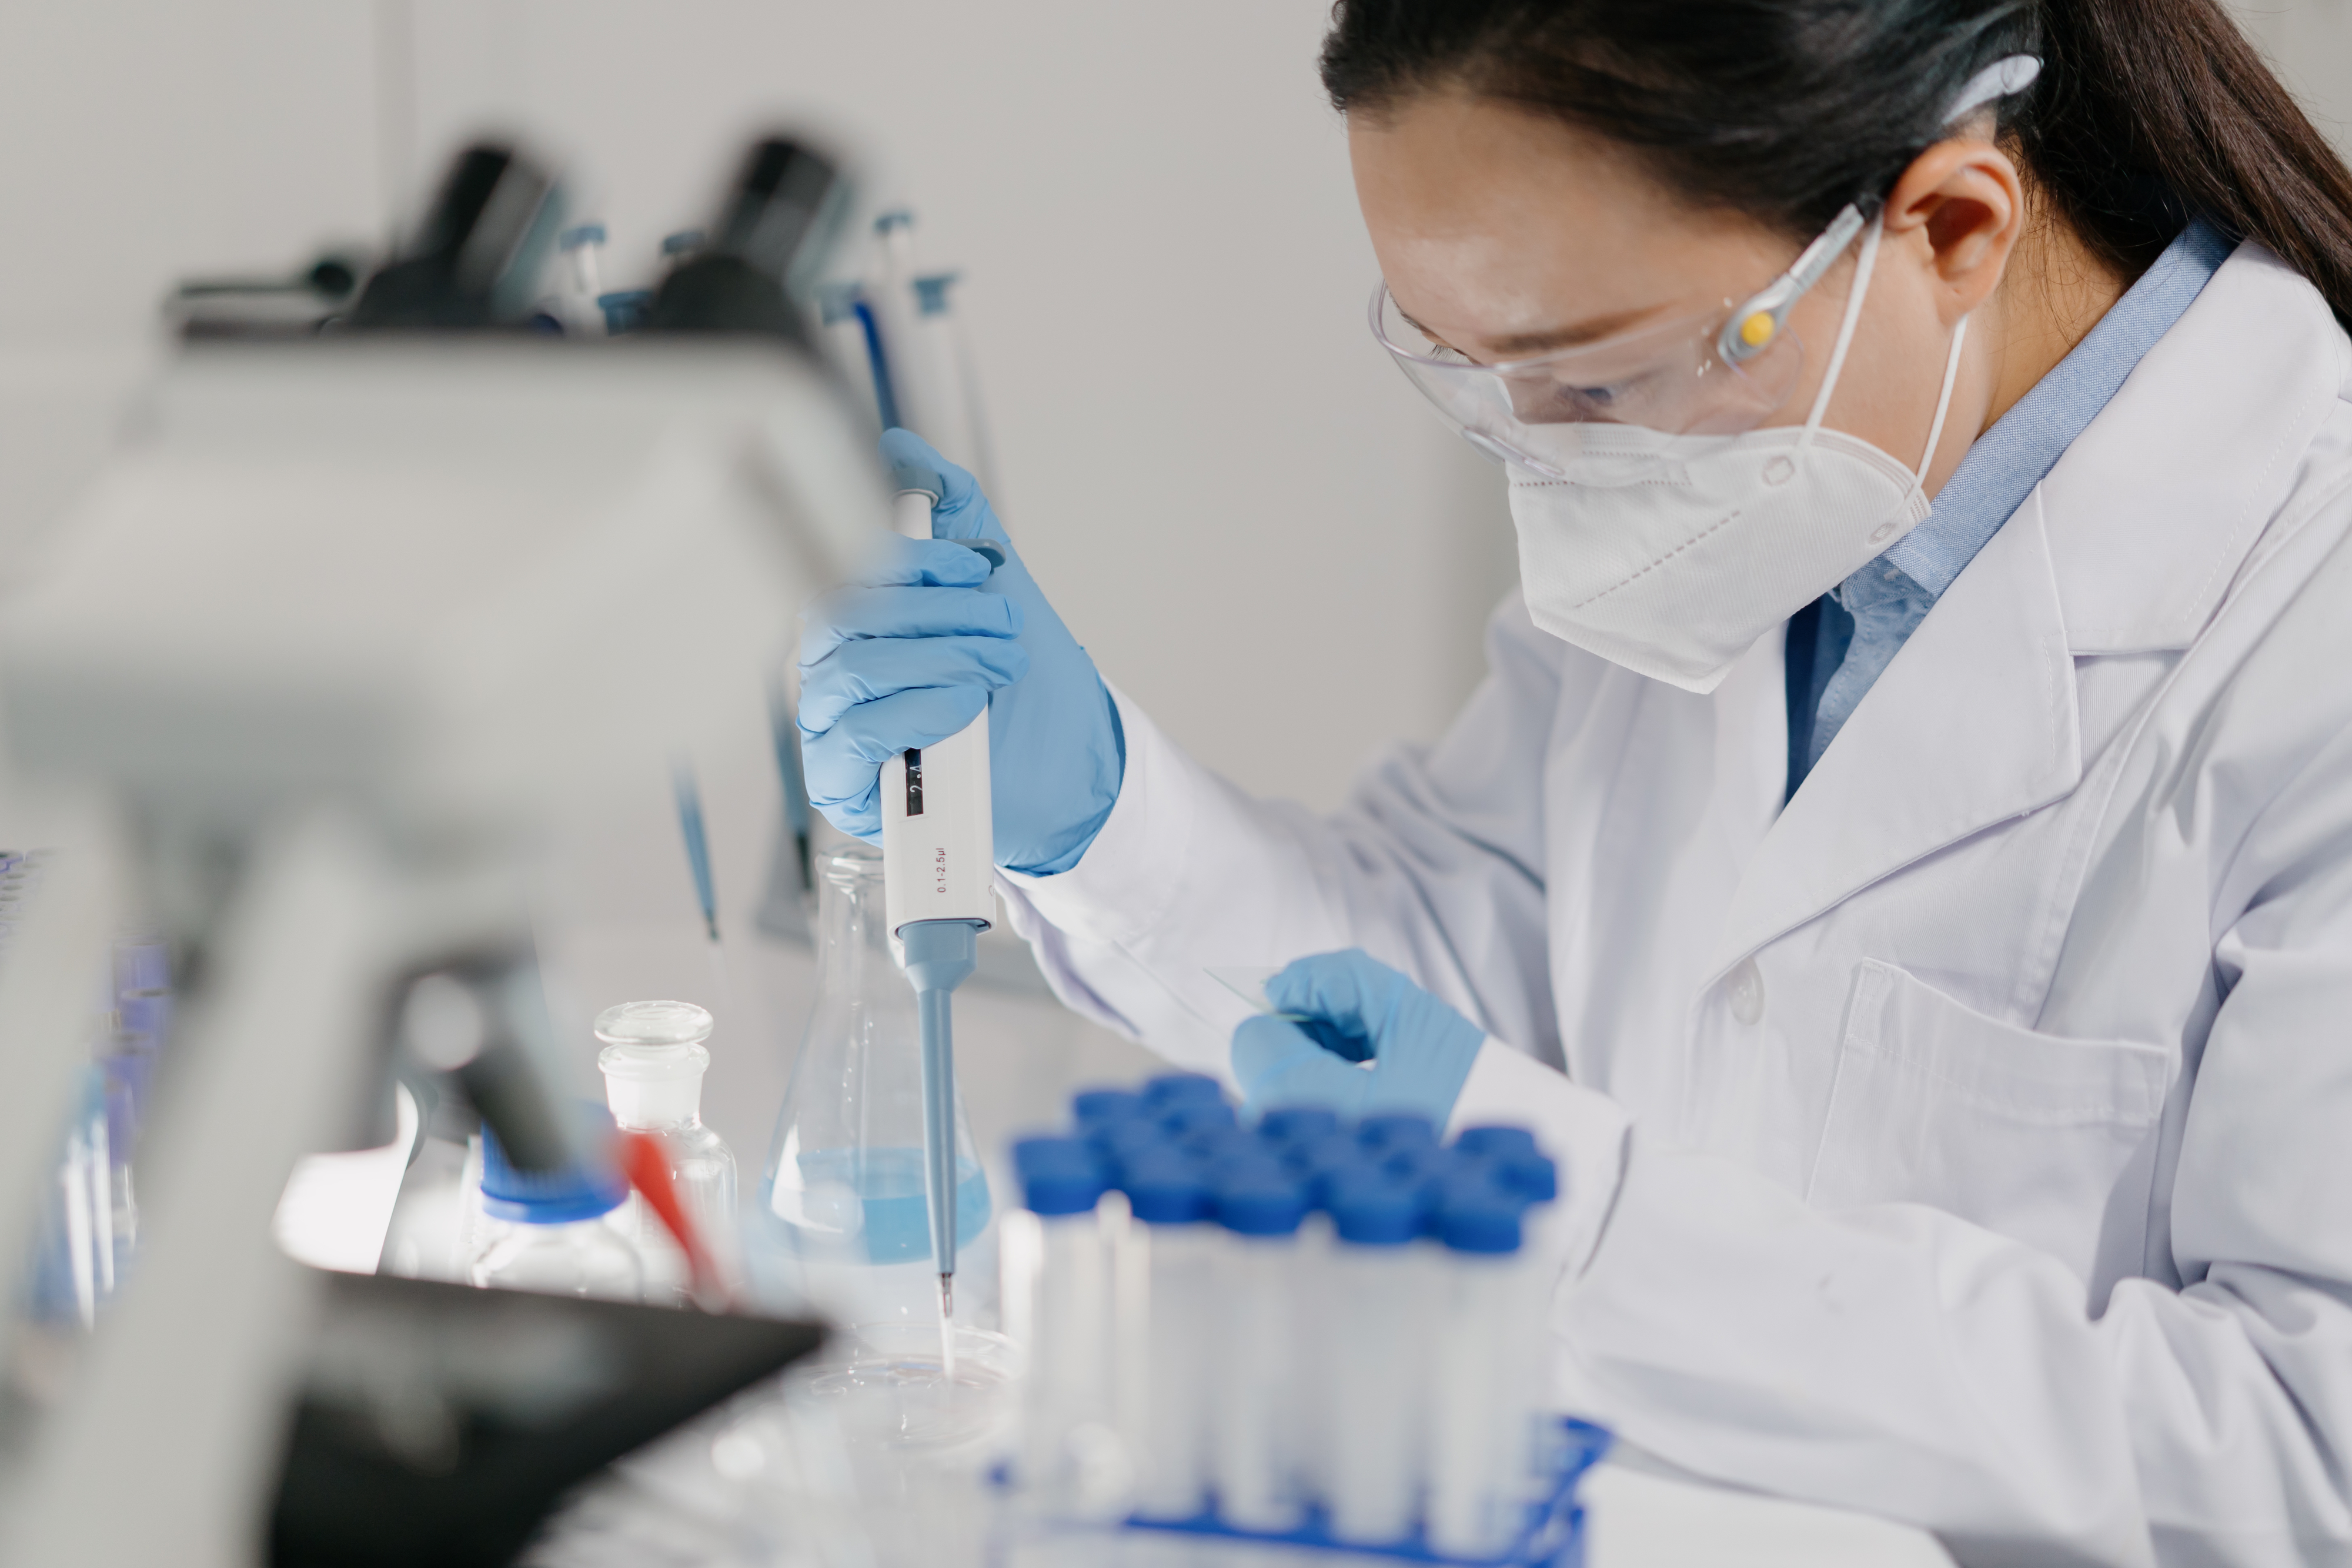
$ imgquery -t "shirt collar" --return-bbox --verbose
[1876,219,2235,601]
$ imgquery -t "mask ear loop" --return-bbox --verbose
[1796,215,1884,454]
[1913,314,1969,483]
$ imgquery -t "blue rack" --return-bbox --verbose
[1013,1417,1612,1567]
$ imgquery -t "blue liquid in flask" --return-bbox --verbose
[769,1145,991,1264]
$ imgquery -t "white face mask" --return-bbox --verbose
[1507,216,1969,693]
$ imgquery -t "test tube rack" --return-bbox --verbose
[1092,1416,1612,1566]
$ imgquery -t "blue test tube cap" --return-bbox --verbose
[1307,1149,1385,1211]
[1257,1106,1340,1148]
[1217,1146,1292,1185]
[559,222,607,250]
[1436,1178,1525,1255]
[1016,1139,1107,1216]
[1124,1151,1214,1225]
[1072,1088,1147,1128]
[1179,1124,1254,1169]
[1358,1112,1438,1152]
[1375,1142,1449,1187]
[1144,1072,1226,1109]
[1497,1151,1560,1203]
[1013,1135,1098,1176]
[1329,1174,1421,1246]
[1282,1127,1359,1181]
[1090,1116,1167,1168]
[1214,1171,1309,1237]
[1158,1099,1237,1140]
[661,228,706,258]
[1454,1125,1541,1162]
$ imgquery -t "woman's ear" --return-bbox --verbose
[1882,136,2025,320]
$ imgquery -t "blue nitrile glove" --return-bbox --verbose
[797,429,1124,874]
[1230,949,1486,1125]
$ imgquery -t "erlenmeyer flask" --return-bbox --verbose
[758,843,994,1328]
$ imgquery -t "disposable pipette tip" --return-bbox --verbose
[940,1273,954,1320]
[704,912,720,943]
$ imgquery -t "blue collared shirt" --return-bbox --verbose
[1784,220,2234,801]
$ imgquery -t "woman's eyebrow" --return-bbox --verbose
[1398,301,1678,360]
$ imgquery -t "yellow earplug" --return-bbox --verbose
[1739,311,1778,349]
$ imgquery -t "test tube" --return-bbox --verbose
[1210,1165,1309,1532]
[1014,1139,1112,1512]
[1124,1151,1214,1521]
[1324,1175,1426,1545]
[1424,1181,1538,1559]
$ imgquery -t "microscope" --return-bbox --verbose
[0,137,877,1567]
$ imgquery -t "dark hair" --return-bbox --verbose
[1321,0,2352,326]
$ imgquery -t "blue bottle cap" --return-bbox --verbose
[1454,1125,1540,1162]
[1496,1151,1560,1203]
[661,228,706,257]
[1257,1106,1339,1147]
[1436,1179,1525,1254]
[912,272,961,316]
[1144,1072,1226,1109]
[559,222,607,250]
[1123,1152,1212,1225]
[597,289,653,334]
[1358,1112,1438,1151]
[1072,1088,1147,1127]
[1329,1175,1420,1246]
[1215,1172,1309,1236]
[816,280,863,326]
[480,1105,627,1225]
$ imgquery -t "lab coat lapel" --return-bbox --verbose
[1699,242,2345,981]
[1705,495,2081,982]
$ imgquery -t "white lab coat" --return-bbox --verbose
[997,240,2352,1566]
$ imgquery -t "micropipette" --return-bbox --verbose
[877,452,1000,1326]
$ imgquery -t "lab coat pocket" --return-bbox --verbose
[1807,959,2171,1282]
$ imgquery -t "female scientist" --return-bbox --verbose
[798,0,2352,1559]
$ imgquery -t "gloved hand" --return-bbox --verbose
[1230,949,1486,1125]
[797,429,1124,875]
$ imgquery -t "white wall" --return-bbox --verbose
[2231,0,2352,147]
[0,0,1515,819]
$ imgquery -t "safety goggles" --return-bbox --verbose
[1371,203,1867,477]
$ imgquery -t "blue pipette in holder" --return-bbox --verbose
[877,450,1000,1324]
